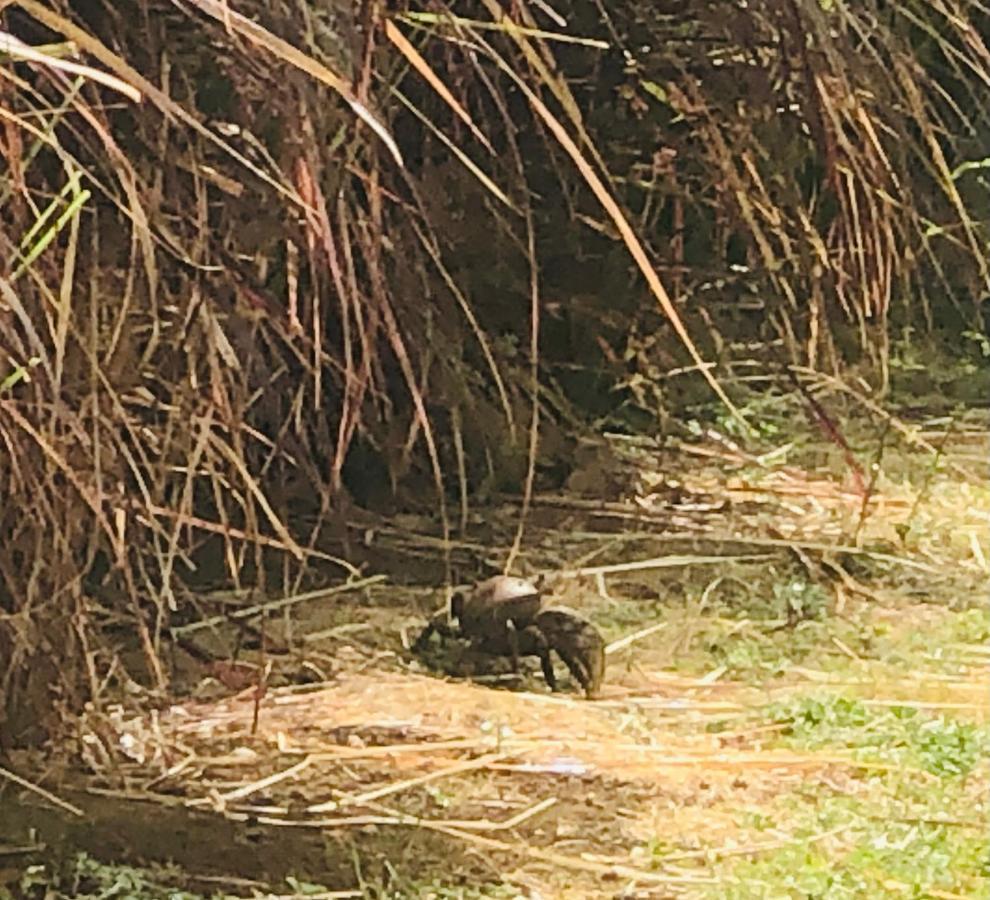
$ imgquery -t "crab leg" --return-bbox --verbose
[519,625,557,691]
[556,649,593,697]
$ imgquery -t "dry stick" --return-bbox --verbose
[169,575,386,637]
[900,415,957,535]
[246,801,709,885]
[0,765,84,817]
[384,20,495,154]
[791,367,954,463]
[374,809,719,886]
[142,754,198,792]
[250,796,556,834]
[327,738,773,766]
[138,504,359,572]
[504,177,541,577]
[307,752,506,813]
[605,622,668,656]
[208,432,303,562]
[255,738,494,765]
[786,365,866,496]
[0,843,45,856]
[661,824,850,864]
[556,553,770,579]
[0,31,140,100]
[363,524,492,555]
[427,796,557,832]
[551,528,938,574]
[377,294,454,590]
[250,658,272,737]
[851,417,893,546]
[451,406,469,533]
[400,12,610,49]
[207,757,316,805]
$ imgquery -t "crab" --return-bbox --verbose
[413,575,606,698]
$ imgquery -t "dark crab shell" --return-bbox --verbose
[451,575,546,636]
[474,575,543,604]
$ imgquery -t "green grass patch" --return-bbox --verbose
[8,855,209,900]
[660,599,990,683]
[3,854,520,900]
[764,693,989,777]
[694,688,990,897]
[710,786,989,899]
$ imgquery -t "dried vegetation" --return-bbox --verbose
[0,0,988,895]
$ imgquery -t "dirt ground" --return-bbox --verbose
[2,420,988,899]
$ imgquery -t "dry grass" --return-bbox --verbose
[1,0,988,745]
[0,427,968,896]
[0,2,988,893]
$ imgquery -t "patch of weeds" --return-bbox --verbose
[636,836,683,870]
[661,581,989,689]
[899,605,990,654]
[4,856,377,900]
[712,634,795,676]
[738,810,776,832]
[707,776,989,899]
[285,877,343,896]
[359,876,521,899]
[704,574,831,625]
[704,618,835,678]
[685,403,783,446]
[915,716,987,777]
[8,854,210,900]
[769,694,871,738]
[425,784,455,808]
[712,840,870,899]
[765,693,990,777]
[701,566,829,624]
[946,606,990,645]
[3,856,521,900]
[772,578,830,623]
[353,852,521,900]
[712,802,988,898]
[828,603,990,677]
[589,596,669,637]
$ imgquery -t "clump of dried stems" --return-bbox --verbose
[0,0,985,741]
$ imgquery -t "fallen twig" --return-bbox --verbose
[0,765,84,817]
[170,575,387,636]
